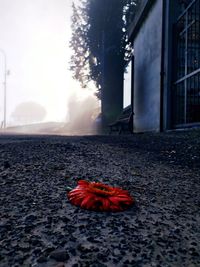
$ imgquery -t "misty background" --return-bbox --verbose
[0,0,99,133]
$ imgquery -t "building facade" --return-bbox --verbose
[127,0,200,132]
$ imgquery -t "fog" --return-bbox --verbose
[0,0,99,135]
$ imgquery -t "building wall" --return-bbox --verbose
[133,0,163,132]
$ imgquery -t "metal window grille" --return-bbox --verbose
[173,0,200,126]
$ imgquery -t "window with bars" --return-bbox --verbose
[173,0,200,126]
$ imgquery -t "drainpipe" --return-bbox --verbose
[160,0,166,132]
[131,55,134,133]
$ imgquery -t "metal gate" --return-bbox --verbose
[173,0,200,127]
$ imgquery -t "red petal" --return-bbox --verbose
[78,180,89,187]
[67,180,134,212]
[102,198,110,211]
[81,195,93,209]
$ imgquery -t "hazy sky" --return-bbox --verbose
[0,0,94,125]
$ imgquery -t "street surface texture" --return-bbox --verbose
[0,130,200,267]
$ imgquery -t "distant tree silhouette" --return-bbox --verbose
[11,101,46,125]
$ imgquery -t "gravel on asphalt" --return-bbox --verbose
[0,130,200,267]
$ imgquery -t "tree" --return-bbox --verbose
[69,1,89,88]
[70,0,139,124]
[11,101,46,125]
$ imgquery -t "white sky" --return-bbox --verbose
[123,61,132,108]
[0,0,95,125]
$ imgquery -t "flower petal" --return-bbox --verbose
[67,180,134,212]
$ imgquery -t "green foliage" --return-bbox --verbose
[69,0,139,99]
[69,1,89,87]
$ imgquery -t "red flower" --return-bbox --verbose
[67,180,134,212]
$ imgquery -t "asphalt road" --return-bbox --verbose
[0,130,200,267]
